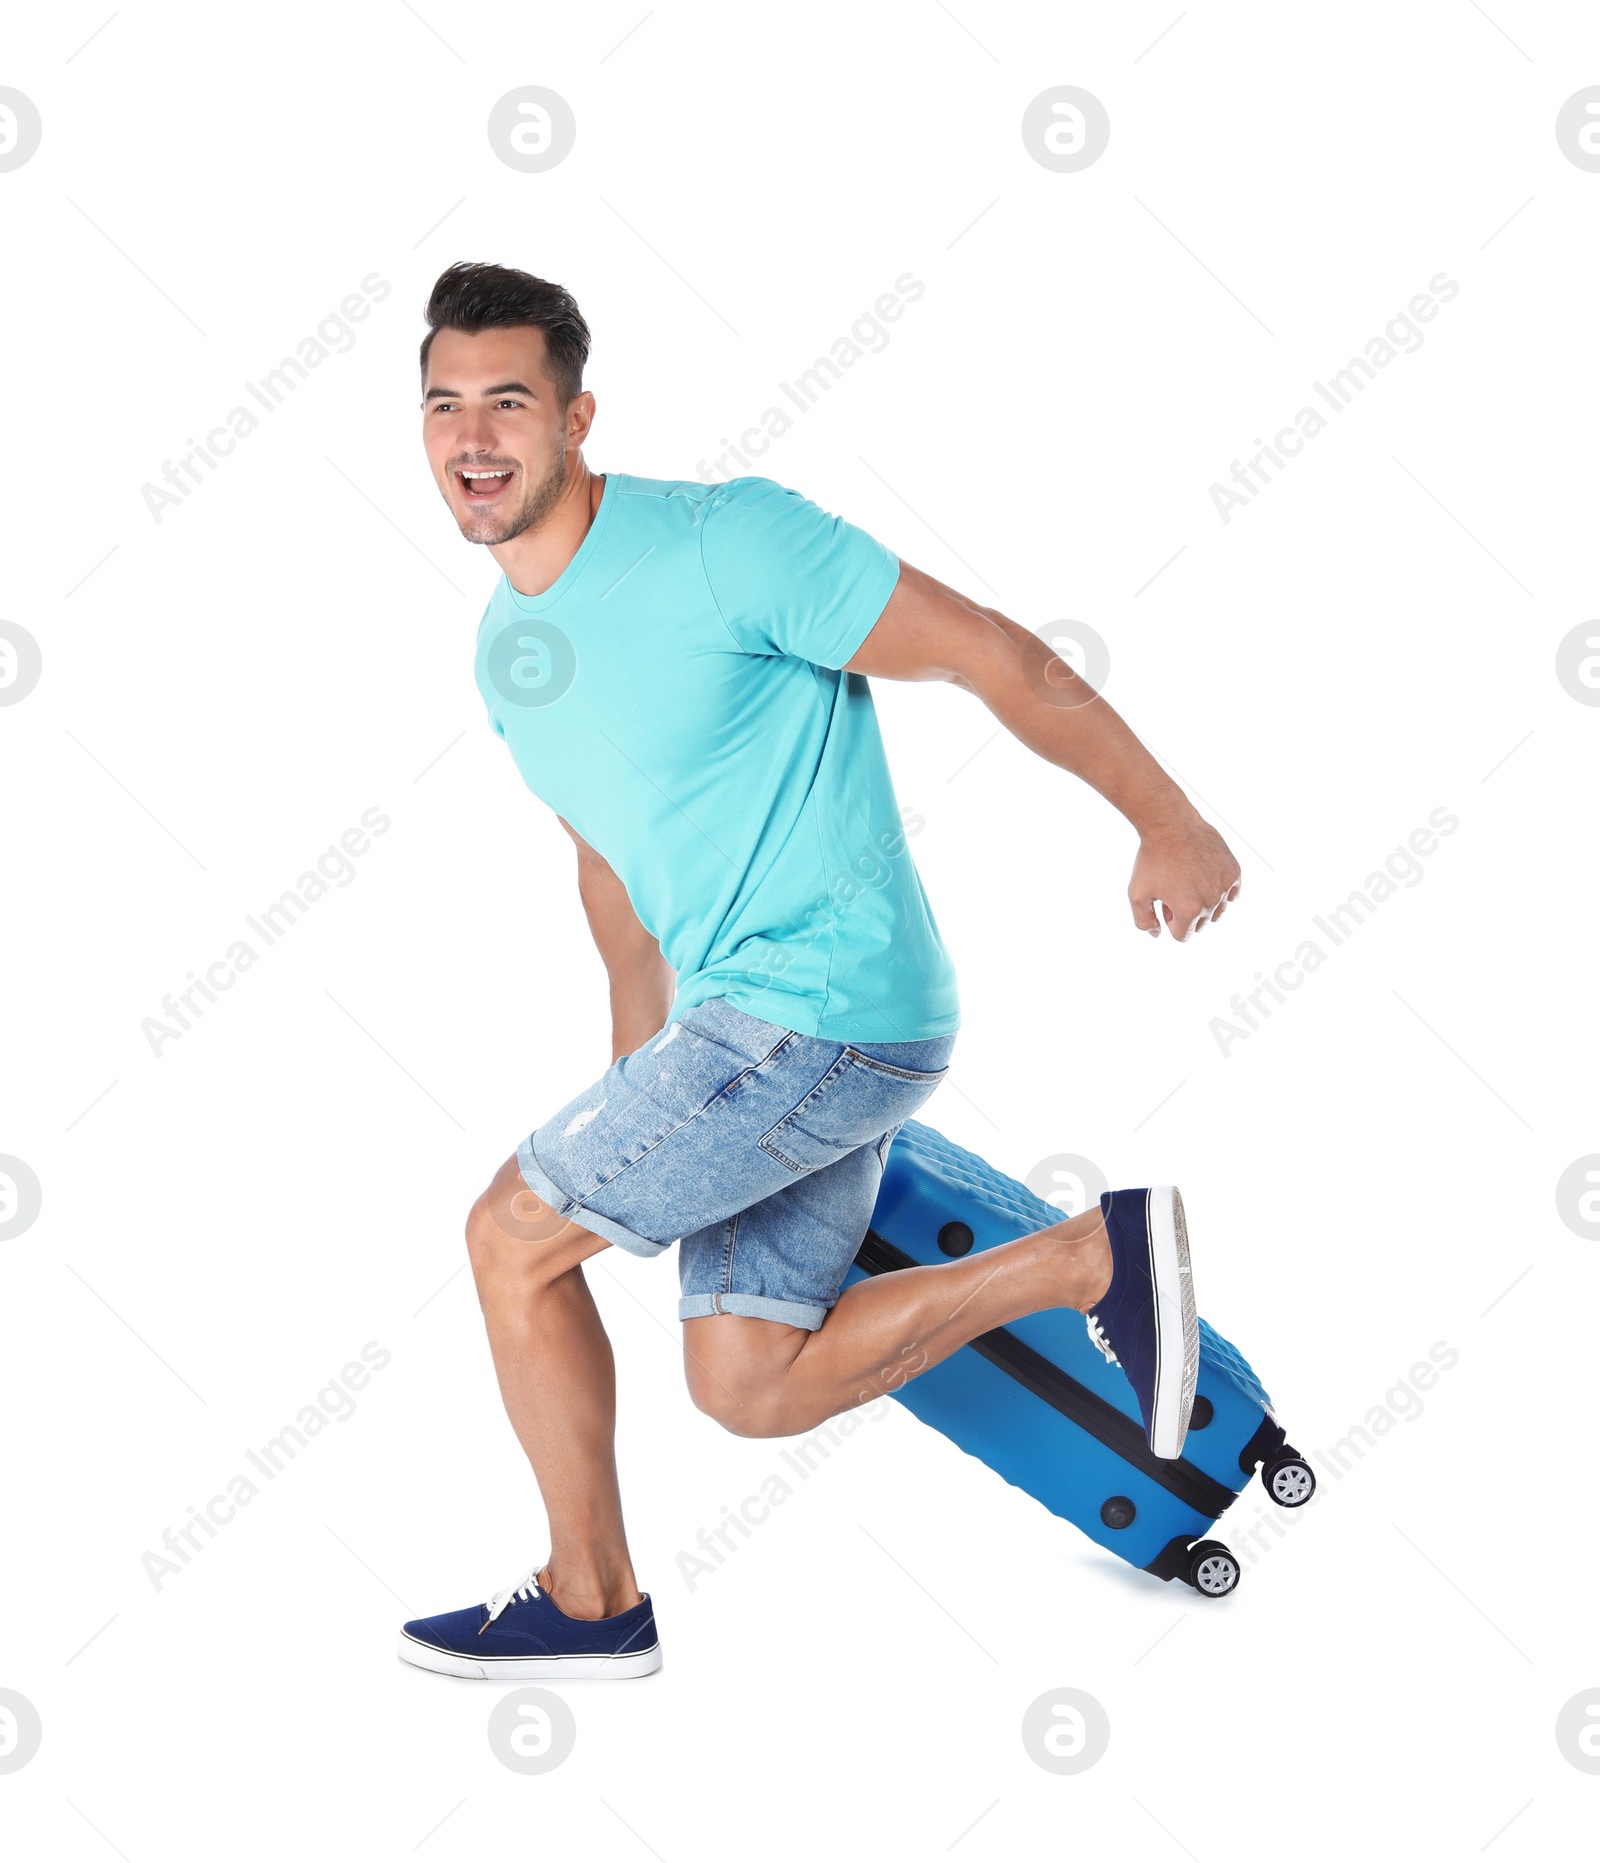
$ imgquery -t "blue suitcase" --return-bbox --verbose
[845,1121,1314,1596]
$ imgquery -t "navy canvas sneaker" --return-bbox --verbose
[1083,1186,1199,1460]
[398,1570,662,1681]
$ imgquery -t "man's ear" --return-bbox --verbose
[567,391,596,445]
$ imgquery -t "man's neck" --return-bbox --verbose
[492,461,606,598]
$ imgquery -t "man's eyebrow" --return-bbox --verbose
[423,381,538,401]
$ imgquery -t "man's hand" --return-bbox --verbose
[1128,810,1241,942]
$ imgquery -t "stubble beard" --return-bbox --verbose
[456,433,569,546]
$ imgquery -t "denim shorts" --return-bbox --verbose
[516,997,955,1330]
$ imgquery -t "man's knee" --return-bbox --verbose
[463,1190,513,1274]
[685,1367,766,1437]
[464,1155,600,1292]
[686,1371,783,1438]
[682,1316,802,1437]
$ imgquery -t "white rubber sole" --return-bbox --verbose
[1145,1185,1199,1460]
[397,1632,663,1681]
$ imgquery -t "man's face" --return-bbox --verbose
[421,325,584,545]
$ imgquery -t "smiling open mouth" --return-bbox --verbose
[457,467,515,503]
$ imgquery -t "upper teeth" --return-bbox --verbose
[463,469,510,479]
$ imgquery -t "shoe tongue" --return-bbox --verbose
[486,1574,541,1619]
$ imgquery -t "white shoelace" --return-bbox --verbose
[1084,1311,1120,1366]
[482,1567,542,1629]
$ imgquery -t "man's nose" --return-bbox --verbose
[455,411,501,456]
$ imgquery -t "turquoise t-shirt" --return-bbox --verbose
[473,472,959,1043]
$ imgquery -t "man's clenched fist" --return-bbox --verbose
[1129,812,1242,942]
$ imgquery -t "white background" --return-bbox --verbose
[3,1,1598,1855]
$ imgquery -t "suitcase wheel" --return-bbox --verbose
[1187,1540,1241,1598]
[1261,1448,1316,1509]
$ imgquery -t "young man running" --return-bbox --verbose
[398,262,1241,1681]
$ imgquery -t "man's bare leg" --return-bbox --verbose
[682,1207,1112,1437]
[465,1152,643,1619]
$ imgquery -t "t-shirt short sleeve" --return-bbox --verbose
[699,477,902,668]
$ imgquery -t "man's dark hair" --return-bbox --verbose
[420,261,592,405]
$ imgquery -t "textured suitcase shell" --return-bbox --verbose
[845,1121,1291,1584]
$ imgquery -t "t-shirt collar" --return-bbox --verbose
[504,470,622,612]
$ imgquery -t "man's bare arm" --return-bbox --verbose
[558,819,675,1059]
[846,561,1241,941]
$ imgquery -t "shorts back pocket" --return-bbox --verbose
[758,1048,949,1174]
